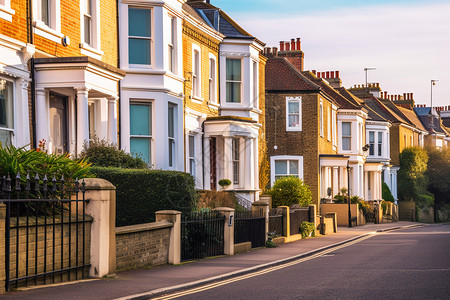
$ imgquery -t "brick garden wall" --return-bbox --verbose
[115,222,172,271]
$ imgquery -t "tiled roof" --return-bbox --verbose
[413,107,446,134]
[442,118,450,128]
[302,72,359,109]
[395,106,427,132]
[265,58,320,91]
[337,88,385,121]
[187,1,256,40]
[380,99,418,128]
[363,97,408,124]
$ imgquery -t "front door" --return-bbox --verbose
[49,93,68,154]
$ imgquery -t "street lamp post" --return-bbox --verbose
[347,160,352,228]
[364,67,376,87]
[431,79,438,109]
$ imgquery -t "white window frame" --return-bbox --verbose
[270,155,304,186]
[129,100,153,165]
[0,78,14,145]
[168,103,176,168]
[332,108,337,147]
[368,131,375,156]
[252,60,258,109]
[327,105,331,141]
[286,96,302,131]
[232,137,240,185]
[0,0,15,22]
[320,100,324,137]
[188,134,195,177]
[127,6,153,68]
[225,58,242,103]
[378,132,383,157]
[80,0,102,58]
[342,122,352,151]
[168,15,176,74]
[32,0,63,43]
[192,44,201,100]
[208,54,217,104]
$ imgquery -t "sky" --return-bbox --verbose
[211,0,450,108]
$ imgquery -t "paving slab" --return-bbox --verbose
[1,222,420,300]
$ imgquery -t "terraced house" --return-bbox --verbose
[0,0,123,154]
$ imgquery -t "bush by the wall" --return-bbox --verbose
[81,137,148,169]
[268,176,312,207]
[91,167,197,226]
[382,182,395,202]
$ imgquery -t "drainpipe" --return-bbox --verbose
[202,121,205,190]
[27,0,37,148]
[116,0,122,148]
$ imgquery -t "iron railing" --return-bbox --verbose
[235,193,252,211]
[234,210,265,248]
[181,211,225,261]
[0,173,90,291]
[269,208,284,236]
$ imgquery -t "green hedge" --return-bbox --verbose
[91,167,197,227]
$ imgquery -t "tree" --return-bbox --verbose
[426,147,450,209]
[382,182,395,202]
[268,176,312,207]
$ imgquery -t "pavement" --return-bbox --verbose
[1,221,423,300]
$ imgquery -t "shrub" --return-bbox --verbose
[268,176,312,207]
[426,146,450,209]
[398,146,428,202]
[300,221,315,239]
[80,137,147,169]
[197,190,237,210]
[218,179,231,189]
[382,182,395,202]
[91,166,197,226]
[0,143,91,182]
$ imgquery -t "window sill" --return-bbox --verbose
[34,21,63,44]
[191,96,203,104]
[286,127,302,132]
[207,101,219,109]
[0,5,14,22]
[80,43,104,60]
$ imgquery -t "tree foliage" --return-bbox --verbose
[426,146,450,208]
[398,147,429,203]
[268,176,312,207]
[382,182,395,202]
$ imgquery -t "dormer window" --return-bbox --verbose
[226,58,241,103]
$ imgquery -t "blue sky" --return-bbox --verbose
[211,0,450,108]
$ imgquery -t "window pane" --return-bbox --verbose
[342,122,351,136]
[226,59,241,81]
[84,15,91,45]
[0,80,13,128]
[274,160,287,175]
[288,101,299,114]
[289,160,298,175]
[168,105,174,138]
[130,137,150,163]
[42,0,50,26]
[226,82,241,103]
[342,137,351,151]
[130,103,151,135]
[369,131,374,143]
[129,39,151,65]
[129,8,151,37]
[189,135,194,157]
[288,115,299,128]
[168,139,174,167]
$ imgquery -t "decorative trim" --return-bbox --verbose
[182,25,220,52]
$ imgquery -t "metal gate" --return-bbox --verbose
[234,210,266,248]
[1,174,90,291]
[181,211,225,261]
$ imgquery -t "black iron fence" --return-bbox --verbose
[0,174,91,291]
[181,211,225,261]
[234,210,265,248]
[269,209,283,236]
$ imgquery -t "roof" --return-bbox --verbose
[186,1,263,44]
[363,97,408,124]
[182,3,216,32]
[395,106,427,132]
[265,58,320,92]
[302,72,359,109]
[34,56,125,76]
[413,107,446,134]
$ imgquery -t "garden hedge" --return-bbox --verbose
[91,167,197,226]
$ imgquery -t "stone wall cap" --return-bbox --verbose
[214,207,235,212]
[116,220,173,235]
[252,200,269,206]
[83,178,116,190]
[155,210,182,215]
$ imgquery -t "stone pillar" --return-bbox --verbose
[203,136,211,190]
[245,138,255,189]
[76,88,90,154]
[332,167,339,197]
[215,207,235,255]
[259,194,272,209]
[35,88,48,148]
[156,210,181,265]
[252,201,269,241]
[84,178,116,278]
[107,97,118,144]
[279,206,290,238]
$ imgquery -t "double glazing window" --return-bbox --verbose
[378,132,383,156]
[287,97,301,130]
[342,122,352,151]
[130,102,152,164]
[369,131,375,155]
[189,135,195,177]
[41,0,50,26]
[83,0,92,45]
[226,59,241,103]
[274,160,299,182]
[0,79,13,145]
[168,104,175,167]
[129,7,151,65]
[168,16,175,73]
[232,138,240,184]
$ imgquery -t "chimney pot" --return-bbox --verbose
[312,70,316,75]
[403,93,406,100]
[321,72,325,78]
[326,71,330,78]
[296,38,301,51]
[272,47,278,56]
[411,93,414,99]
[330,71,335,78]
[285,42,290,51]
[291,38,295,51]
[336,71,340,78]
[279,41,284,51]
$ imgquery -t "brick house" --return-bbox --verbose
[184,0,266,201]
[0,0,124,154]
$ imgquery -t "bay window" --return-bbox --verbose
[369,131,375,155]
[342,122,351,151]
[128,7,152,65]
[378,132,383,156]
[168,104,176,167]
[232,138,240,184]
[130,102,152,164]
[0,79,13,145]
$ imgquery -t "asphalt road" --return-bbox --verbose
[160,224,450,300]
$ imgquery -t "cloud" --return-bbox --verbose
[231,1,450,106]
